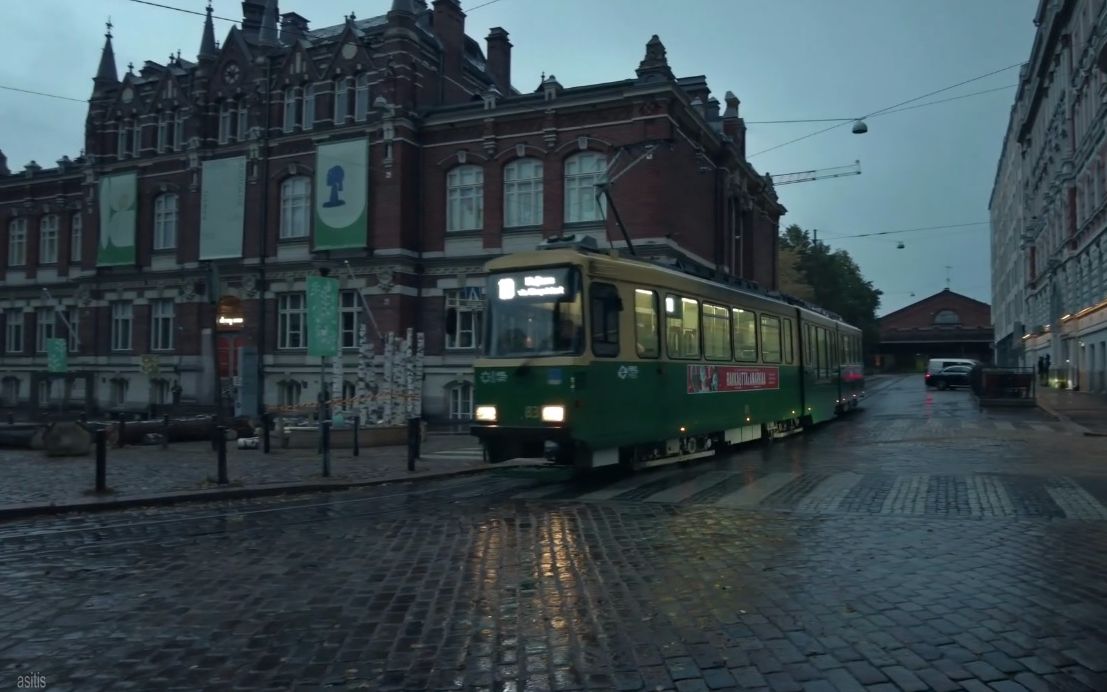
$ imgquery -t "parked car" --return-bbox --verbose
[925,358,978,387]
[928,365,973,390]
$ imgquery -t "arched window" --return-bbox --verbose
[449,382,474,420]
[1,376,20,407]
[278,380,302,406]
[564,152,606,223]
[446,165,483,232]
[933,309,961,326]
[341,381,356,409]
[504,158,543,227]
[153,193,178,250]
[280,176,311,239]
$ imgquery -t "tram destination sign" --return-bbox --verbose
[687,365,779,393]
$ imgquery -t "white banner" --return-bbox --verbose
[200,156,246,260]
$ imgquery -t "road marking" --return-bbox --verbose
[993,420,1015,431]
[1028,423,1053,433]
[961,421,980,430]
[969,474,1016,517]
[642,471,733,503]
[794,472,864,513]
[1046,478,1107,520]
[714,472,797,508]
[574,468,688,501]
[880,474,929,515]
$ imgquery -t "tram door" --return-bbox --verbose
[632,288,667,442]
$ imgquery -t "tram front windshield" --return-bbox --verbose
[486,267,583,357]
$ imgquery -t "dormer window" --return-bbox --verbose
[355,73,369,122]
[117,122,130,159]
[157,110,178,153]
[334,77,351,124]
[283,88,302,133]
[292,53,304,74]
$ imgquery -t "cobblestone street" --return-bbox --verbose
[2,375,1107,690]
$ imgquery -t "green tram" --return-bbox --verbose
[470,235,865,470]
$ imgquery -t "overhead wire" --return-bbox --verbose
[817,221,991,241]
[748,61,1026,157]
[746,84,1018,124]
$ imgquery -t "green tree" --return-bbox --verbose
[778,224,882,352]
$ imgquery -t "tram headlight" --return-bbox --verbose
[475,405,497,422]
[541,405,565,423]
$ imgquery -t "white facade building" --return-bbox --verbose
[992,0,1107,392]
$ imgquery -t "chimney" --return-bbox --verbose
[0,149,9,176]
[486,27,512,93]
[280,12,309,43]
[241,0,265,41]
[721,91,746,157]
[432,0,466,89]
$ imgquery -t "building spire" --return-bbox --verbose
[94,17,119,88]
[198,1,217,60]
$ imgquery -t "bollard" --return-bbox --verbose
[210,415,218,452]
[407,417,421,472]
[94,428,107,493]
[161,414,170,450]
[216,425,229,485]
[322,420,332,478]
[6,413,12,424]
[116,417,126,448]
[261,412,271,454]
[352,415,360,457]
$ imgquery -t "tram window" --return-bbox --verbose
[732,308,758,361]
[702,304,731,361]
[634,289,660,358]
[665,294,700,359]
[816,328,828,377]
[783,318,794,364]
[590,282,620,358]
[760,314,782,363]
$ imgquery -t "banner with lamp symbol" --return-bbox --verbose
[314,139,368,250]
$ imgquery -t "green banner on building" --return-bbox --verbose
[46,338,67,373]
[200,156,246,260]
[306,275,339,358]
[97,171,137,266]
[314,139,368,250]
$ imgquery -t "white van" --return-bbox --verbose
[924,358,978,387]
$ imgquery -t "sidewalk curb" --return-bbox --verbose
[0,460,542,523]
[1035,398,1106,437]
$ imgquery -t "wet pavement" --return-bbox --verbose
[2,374,1107,691]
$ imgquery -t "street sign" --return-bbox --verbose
[307,275,340,357]
[46,338,67,373]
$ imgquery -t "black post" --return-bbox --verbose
[261,412,271,454]
[116,417,126,449]
[322,420,331,478]
[352,415,360,457]
[407,416,420,472]
[94,428,107,493]
[6,413,13,424]
[161,414,169,449]
[216,425,228,485]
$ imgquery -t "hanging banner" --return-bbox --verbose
[97,171,137,266]
[306,275,340,357]
[314,138,368,250]
[46,338,68,373]
[200,156,246,259]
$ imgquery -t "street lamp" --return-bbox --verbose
[852,119,869,134]
[255,55,272,451]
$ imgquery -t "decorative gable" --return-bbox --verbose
[320,23,376,79]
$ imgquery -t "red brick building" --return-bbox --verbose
[876,289,994,371]
[0,0,785,421]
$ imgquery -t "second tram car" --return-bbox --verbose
[470,235,864,470]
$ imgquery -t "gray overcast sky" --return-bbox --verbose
[0,0,1038,315]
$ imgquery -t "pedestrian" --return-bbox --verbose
[1044,354,1052,386]
[1037,356,1046,385]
